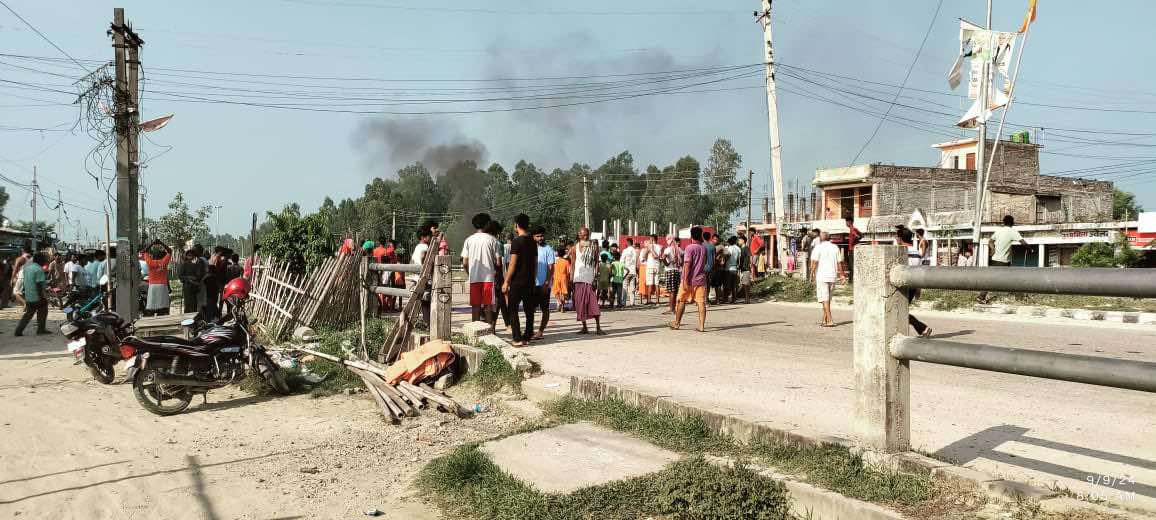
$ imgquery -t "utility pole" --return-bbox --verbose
[756,1,787,274]
[112,8,143,319]
[30,166,38,251]
[972,0,993,248]
[746,170,754,234]
[213,204,223,244]
[582,173,591,228]
[139,186,147,242]
[250,212,258,251]
[390,210,396,240]
[56,189,63,246]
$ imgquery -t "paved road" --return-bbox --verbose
[469,300,1156,512]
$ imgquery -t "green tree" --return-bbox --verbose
[702,138,746,235]
[1113,189,1143,220]
[1071,233,1143,268]
[154,192,212,250]
[0,186,9,219]
[260,204,334,274]
[11,220,55,237]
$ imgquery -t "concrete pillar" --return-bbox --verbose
[853,245,911,453]
[1038,244,1046,267]
[977,240,989,267]
[930,239,939,266]
[797,251,809,278]
[430,255,452,341]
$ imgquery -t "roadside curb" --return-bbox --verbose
[563,375,1083,512]
[963,304,1156,325]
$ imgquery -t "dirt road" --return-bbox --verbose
[494,300,1156,513]
[0,306,523,519]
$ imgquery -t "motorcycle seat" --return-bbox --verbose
[127,335,208,350]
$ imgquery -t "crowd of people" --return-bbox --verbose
[0,240,252,338]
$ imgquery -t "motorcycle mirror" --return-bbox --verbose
[180,318,196,327]
[99,274,110,285]
[63,306,74,314]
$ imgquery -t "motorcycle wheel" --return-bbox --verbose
[87,358,116,384]
[133,368,193,416]
[257,356,291,395]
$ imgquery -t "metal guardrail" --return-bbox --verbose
[891,265,1156,298]
[368,262,422,273]
[890,336,1156,393]
[852,245,1156,453]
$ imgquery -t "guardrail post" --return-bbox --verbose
[853,245,911,452]
[430,255,452,341]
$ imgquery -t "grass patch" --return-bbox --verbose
[457,341,522,395]
[546,397,936,507]
[299,317,395,397]
[919,289,1156,313]
[418,444,793,520]
[751,274,850,303]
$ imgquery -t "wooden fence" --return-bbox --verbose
[248,253,362,341]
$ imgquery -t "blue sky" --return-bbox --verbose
[2,0,1154,242]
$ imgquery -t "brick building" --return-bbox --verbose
[809,138,1125,267]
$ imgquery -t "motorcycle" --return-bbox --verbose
[125,279,289,416]
[60,309,133,384]
[61,285,106,321]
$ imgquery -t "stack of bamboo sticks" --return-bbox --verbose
[295,346,470,424]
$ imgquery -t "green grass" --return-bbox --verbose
[546,397,935,507]
[919,289,1156,313]
[298,317,395,396]
[751,274,848,303]
[456,341,522,395]
[418,444,793,520]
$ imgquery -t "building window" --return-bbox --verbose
[965,153,976,169]
[952,156,960,169]
[1036,195,1062,223]
[858,187,873,217]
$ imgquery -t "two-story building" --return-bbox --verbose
[810,137,1127,267]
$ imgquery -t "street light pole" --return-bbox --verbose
[214,204,222,246]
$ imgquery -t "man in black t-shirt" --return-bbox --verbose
[502,213,538,346]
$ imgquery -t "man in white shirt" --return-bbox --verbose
[460,213,500,327]
[809,230,845,328]
[642,235,662,305]
[978,215,1028,303]
[619,238,639,306]
[662,235,682,315]
[957,247,975,267]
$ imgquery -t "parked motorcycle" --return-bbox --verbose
[61,285,106,321]
[61,310,133,384]
[125,278,289,416]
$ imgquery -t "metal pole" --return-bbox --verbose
[30,165,38,251]
[582,173,591,228]
[972,0,994,245]
[213,205,222,245]
[746,169,754,234]
[757,1,787,274]
[891,265,1156,298]
[891,337,1156,394]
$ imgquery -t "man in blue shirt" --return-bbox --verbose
[85,250,105,289]
[532,226,555,340]
[702,231,715,305]
[15,253,51,336]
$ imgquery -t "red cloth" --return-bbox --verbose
[372,245,388,262]
[848,227,862,250]
[750,234,765,254]
[573,281,601,321]
[469,282,494,307]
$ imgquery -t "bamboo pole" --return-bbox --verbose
[294,346,390,379]
[403,381,469,417]
[393,381,426,408]
[355,371,399,424]
[351,367,414,417]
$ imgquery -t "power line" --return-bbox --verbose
[0,0,89,74]
[847,0,943,166]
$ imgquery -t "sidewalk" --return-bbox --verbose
[459,301,1156,514]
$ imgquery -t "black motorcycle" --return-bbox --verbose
[61,311,133,384]
[125,301,289,415]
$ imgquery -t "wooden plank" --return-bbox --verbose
[266,275,306,295]
[367,263,422,273]
[250,292,293,318]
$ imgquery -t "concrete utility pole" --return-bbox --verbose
[746,170,754,233]
[112,8,143,318]
[30,166,38,251]
[972,0,994,246]
[250,212,258,250]
[139,186,147,241]
[56,189,63,245]
[582,173,591,228]
[757,0,787,273]
[213,204,222,244]
[391,210,396,240]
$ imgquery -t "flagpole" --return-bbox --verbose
[981,24,1031,197]
[972,0,994,248]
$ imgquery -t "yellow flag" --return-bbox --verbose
[1017,0,1037,33]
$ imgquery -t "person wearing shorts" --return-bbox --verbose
[671,226,709,332]
[809,230,844,328]
[461,213,500,330]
